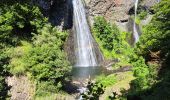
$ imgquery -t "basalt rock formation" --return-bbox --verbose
[85,0,134,25]
[85,0,159,24]
[33,0,159,28]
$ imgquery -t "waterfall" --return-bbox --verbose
[133,0,139,43]
[73,0,98,67]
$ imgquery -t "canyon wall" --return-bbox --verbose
[84,0,159,34]
[85,0,159,23]
[32,0,160,65]
[33,0,159,28]
[85,0,134,24]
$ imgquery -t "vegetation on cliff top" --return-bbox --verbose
[90,0,170,99]
[93,16,135,69]
[0,1,71,98]
[128,0,170,99]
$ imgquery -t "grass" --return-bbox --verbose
[35,92,74,100]
[99,71,135,100]
[95,74,117,87]
[35,94,57,100]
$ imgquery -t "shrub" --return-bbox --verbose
[96,74,116,87]
[0,3,47,46]
[138,11,148,20]
[8,24,71,95]
[93,16,134,69]
[0,76,8,99]
[81,81,105,100]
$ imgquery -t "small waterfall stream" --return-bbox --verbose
[133,0,139,43]
[73,0,98,67]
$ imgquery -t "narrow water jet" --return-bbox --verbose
[133,0,139,43]
[73,0,98,67]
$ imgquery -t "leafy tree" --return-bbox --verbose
[8,24,71,95]
[136,0,170,59]
[81,81,105,100]
[0,1,71,97]
[93,16,134,68]
[0,44,10,99]
[93,16,120,51]
[127,0,170,99]
[0,76,8,99]
[0,3,47,46]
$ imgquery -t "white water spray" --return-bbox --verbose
[133,0,139,43]
[73,0,98,67]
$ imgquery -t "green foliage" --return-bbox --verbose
[0,45,10,99]
[131,71,149,91]
[130,57,158,93]
[136,0,170,57]
[8,41,32,75]
[96,74,116,87]
[128,1,170,99]
[93,16,135,69]
[138,10,148,20]
[0,1,71,97]
[82,81,105,100]
[35,81,61,96]
[0,47,9,75]
[29,24,71,81]
[93,16,120,51]
[0,3,47,46]
[8,24,71,95]
[0,76,8,99]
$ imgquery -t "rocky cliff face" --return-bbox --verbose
[32,0,160,65]
[141,0,160,9]
[32,0,73,30]
[85,0,159,25]
[85,0,134,25]
[33,0,159,28]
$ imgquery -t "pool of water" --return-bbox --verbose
[71,66,112,82]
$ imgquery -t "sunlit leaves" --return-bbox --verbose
[93,16,134,67]
[0,3,47,46]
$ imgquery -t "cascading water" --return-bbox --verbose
[133,0,139,43]
[73,0,98,67]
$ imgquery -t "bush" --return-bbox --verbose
[93,16,120,52]
[0,1,71,98]
[0,46,10,99]
[35,81,62,96]
[93,16,134,69]
[96,74,116,87]
[138,11,148,20]
[0,76,8,99]
[8,24,71,95]
[0,3,47,46]
[81,81,105,100]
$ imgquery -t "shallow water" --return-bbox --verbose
[71,67,112,82]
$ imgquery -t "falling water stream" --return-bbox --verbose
[133,0,139,43]
[73,0,98,67]
[71,0,141,99]
[72,0,100,99]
